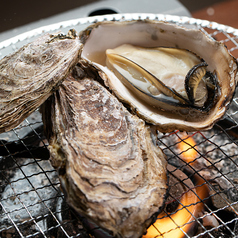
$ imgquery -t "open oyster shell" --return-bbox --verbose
[41,69,167,238]
[79,20,238,132]
[0,30,81,133]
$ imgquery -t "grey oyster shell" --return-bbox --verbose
[0,30,81,133]
[41,70,167,238]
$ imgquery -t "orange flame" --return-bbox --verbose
[143,134,209,238]
[178,134,198,163]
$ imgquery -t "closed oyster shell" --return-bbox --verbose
[0,30,81,133]
[41,70,167,238]
[79,20,238,132]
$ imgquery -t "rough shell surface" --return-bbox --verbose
[80,20,238,132]
[41,70,167,238]
[0,31,81,133]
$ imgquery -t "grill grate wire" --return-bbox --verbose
[0,14,238,238]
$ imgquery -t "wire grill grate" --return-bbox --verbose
[157,128,238,237]
[0,14,238,238]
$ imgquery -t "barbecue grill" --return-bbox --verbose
[0,13,238,238]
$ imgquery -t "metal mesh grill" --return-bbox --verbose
[0,14,238,238]
[156,129,238,237]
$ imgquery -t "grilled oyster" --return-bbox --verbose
[41,69,167,238]
[79,20,238,132]
[0,30,81,133]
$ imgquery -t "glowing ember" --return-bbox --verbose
[143,133,209,238]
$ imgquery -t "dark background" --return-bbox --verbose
[0,0,234,33]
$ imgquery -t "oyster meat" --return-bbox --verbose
[0,30,81,133]
[80,20,238,132]
[106,44,211,108]
[41,68,167,238]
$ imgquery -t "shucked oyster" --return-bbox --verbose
[41,69,167,238]
[0,30,81,133]
[79,20,238,132]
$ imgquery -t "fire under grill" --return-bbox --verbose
[0,14,238,238]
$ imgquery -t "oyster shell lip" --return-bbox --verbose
[79,19,238,132]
